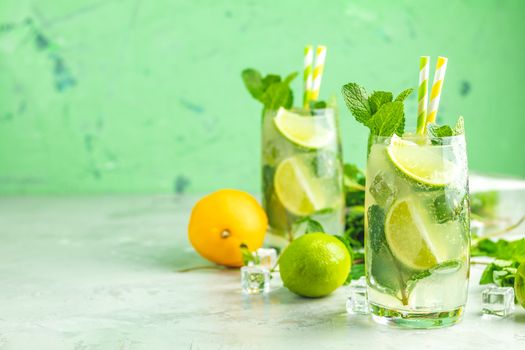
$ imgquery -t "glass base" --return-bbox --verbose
[370,303,464,329]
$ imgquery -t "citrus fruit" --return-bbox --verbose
[279,233,351,297]
[385,199,448,270]
[274,154,327,216]
[273,107,334,149]
[387,136,455,188]
[515,262,525,310]
[188,189,267,267]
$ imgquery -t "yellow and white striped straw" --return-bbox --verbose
[310,45,327,102]
[416,56,430,135]
[303,45,314,108]
[426,56,448,126]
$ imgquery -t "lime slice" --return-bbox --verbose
[387,136,455,187]
[274,154,326,216]
[274,107,334,149]
[385,199,447,270]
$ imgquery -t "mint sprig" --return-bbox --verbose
[341,83,413,136]
[427,116,465,138]
[241,69,298,111]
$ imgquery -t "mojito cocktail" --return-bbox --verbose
[342,54,469,328]
[262,107,345,246]
[365,134,470,328]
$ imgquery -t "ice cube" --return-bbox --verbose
[255,248,277,269]
[481,286,515,318]
[369,172,395,208]
[312,150,337,178]
[241,265,270,295]
[430,189,466,224]
[346,279,369,315]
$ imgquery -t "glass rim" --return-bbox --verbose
[264,106,336,117]
[370,132,466,142]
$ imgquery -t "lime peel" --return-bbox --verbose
[273,107,334,149]
[387,136,455,188]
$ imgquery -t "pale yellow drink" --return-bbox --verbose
[262,107,344,247]
[365,133,470,328]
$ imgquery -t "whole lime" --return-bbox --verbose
[515,262,525,310]
[279,233,351,298]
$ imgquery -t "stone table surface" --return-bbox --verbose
[0,190,524,349]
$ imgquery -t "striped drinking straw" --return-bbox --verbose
[417,56,430,135]
[426,56,448,126]
[310,45,327,102]
[303,45,314,108]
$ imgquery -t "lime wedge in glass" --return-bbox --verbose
[273,107,334,149]
[274,154,327,216]
[385,199,448,270]
[386,136,455,188]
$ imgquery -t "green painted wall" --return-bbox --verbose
[1,0,524,194]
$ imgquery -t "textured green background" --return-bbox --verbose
[1,0,524,195]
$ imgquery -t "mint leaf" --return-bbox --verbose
[472,238,525,262]
[304,217,324,234]
[427,123,454,138]
[408,260,462,284]
[262,74,281,87]
[368,205,386,253]
[406,260,462,295]
[241,69,265,101]
[309,100,327,110]
[242,69,298,111]
[240,243,260,266]
[283,72,299,84]
[292,216,325,236]
[395,88,414,102]
[343,163,366,192]
[480,260,519,287]
[395,115,405,136]
[341,83,372,125]
[454,116,464,135]
[369,91,393,114]
[367,101,404,136]
[260,82,293,110]
[344,206,365,249]
[342,83,411,137]
[427,116,465,139]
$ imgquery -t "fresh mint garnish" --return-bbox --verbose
[427,116,465,138]
[471,237,525,262]
[341,83,413,137]
[291,216,325,238]
[395,88,414,102]
[240,243,260,266]
[479,259,519,287]
[341,83,372,125]
[241,69,298,111]
[369,91,393,114]
[368,101,404,136]
[309,100,327,110]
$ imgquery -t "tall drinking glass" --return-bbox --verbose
[261,107,345,247]
[365,133,470,328]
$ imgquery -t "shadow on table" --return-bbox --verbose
[266,286,309,305]
[515,313,525,323]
